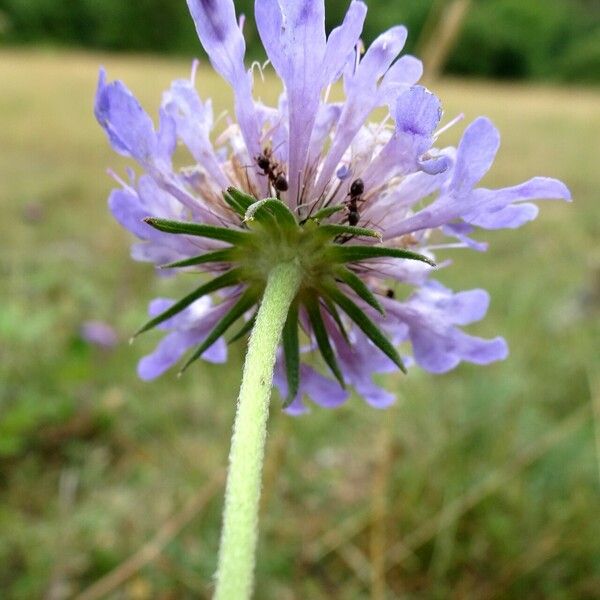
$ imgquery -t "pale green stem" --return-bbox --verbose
[214,261,302,600]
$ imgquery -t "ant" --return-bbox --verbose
[255,147,288,194]
[346,178,364,226]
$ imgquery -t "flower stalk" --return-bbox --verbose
[214,261,302,600]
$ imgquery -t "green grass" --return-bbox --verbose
[1,49,599,599]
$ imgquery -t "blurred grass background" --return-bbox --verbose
[1,0,600,593]
[0,0,599,83]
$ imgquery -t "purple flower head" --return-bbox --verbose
[96,0,570,412]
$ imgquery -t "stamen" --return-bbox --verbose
[434,113,465,140]
[190,59,199,85]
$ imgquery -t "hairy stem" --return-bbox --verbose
[214,261,302,600]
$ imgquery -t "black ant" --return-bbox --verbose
[256,147,288,194]
[346,178,364,226]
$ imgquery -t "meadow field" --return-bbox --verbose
[1,49,599,599]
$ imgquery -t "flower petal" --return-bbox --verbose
[414,281,491,325]
[410,327,508,373]
[186,0,262,161]
[383,283,508,373]
[186,0,246,84]
[450,117,500,196]
[332,328,398,408]
[162,76,229,188]
[395,86,442,137]
[463,177,571,229]
[137,297,231,379]
[109,187,156,240]
[361,87,444,188]
[95,68,171,169]
[138,329,226,380]
[256,0,327,202]
[314,26,409,197]
[322,0,367,85]
[379,55,423,108]
[466,202,539,229]
[351,26,408,88]
[275,361,349,415]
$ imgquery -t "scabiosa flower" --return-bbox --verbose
[95,0,570,413]
[95,2,572,596]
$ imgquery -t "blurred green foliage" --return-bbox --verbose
[0,0,598,83]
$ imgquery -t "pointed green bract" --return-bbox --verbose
[281,301,300,407]
[226,187,255,212]
[159,248,237,269]
[222,190,247,217]
[335,266,384,314]
[309,205,344,221]
[244,198,297,228]
[318,224,382,240]
[325,284,407,374]
[322,295,350,344]
[228,312,257,344]
[133,268,243,337]
[327,244,436,267]
[180,288,258,374]
[304,294,345,387]
[144,217,251,245]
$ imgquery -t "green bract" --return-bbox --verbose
[139,187,435,405]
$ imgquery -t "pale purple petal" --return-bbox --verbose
[147,296,225,330]
[363,258,436,286]
[300,364,348,409]
[351,26,408,87]
[361,88,444,188]
[370,167,450,226]
[355,381,396,409]
[138,330,199,380]
[256,0,327,202]
[382,282,508,373]
[379,55,423,107]
[308,103,342,165]
[186,0,246,84]
[463,177,571,229]
[385,171,570,238]
[419,154,451,175]
[450,117,500,196]
[137,296,231,380]
[324,317,397,409]
[130,242,187,265]
[483,176,571,206]
[108,187,157,240]
[162,77,229,188]
[157,108,177,163]
[313,26,409,198]
[95,68,169,168]
[395,86,442,137]
[186,0,262,161]
[275,361,349,415]
[138,329,227,380]
[322,0,367,85]
[409,327,508,373]
[466,202,539,229]
[414,281,490,325]
[337,334,397,408]
[441,223,489,251]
